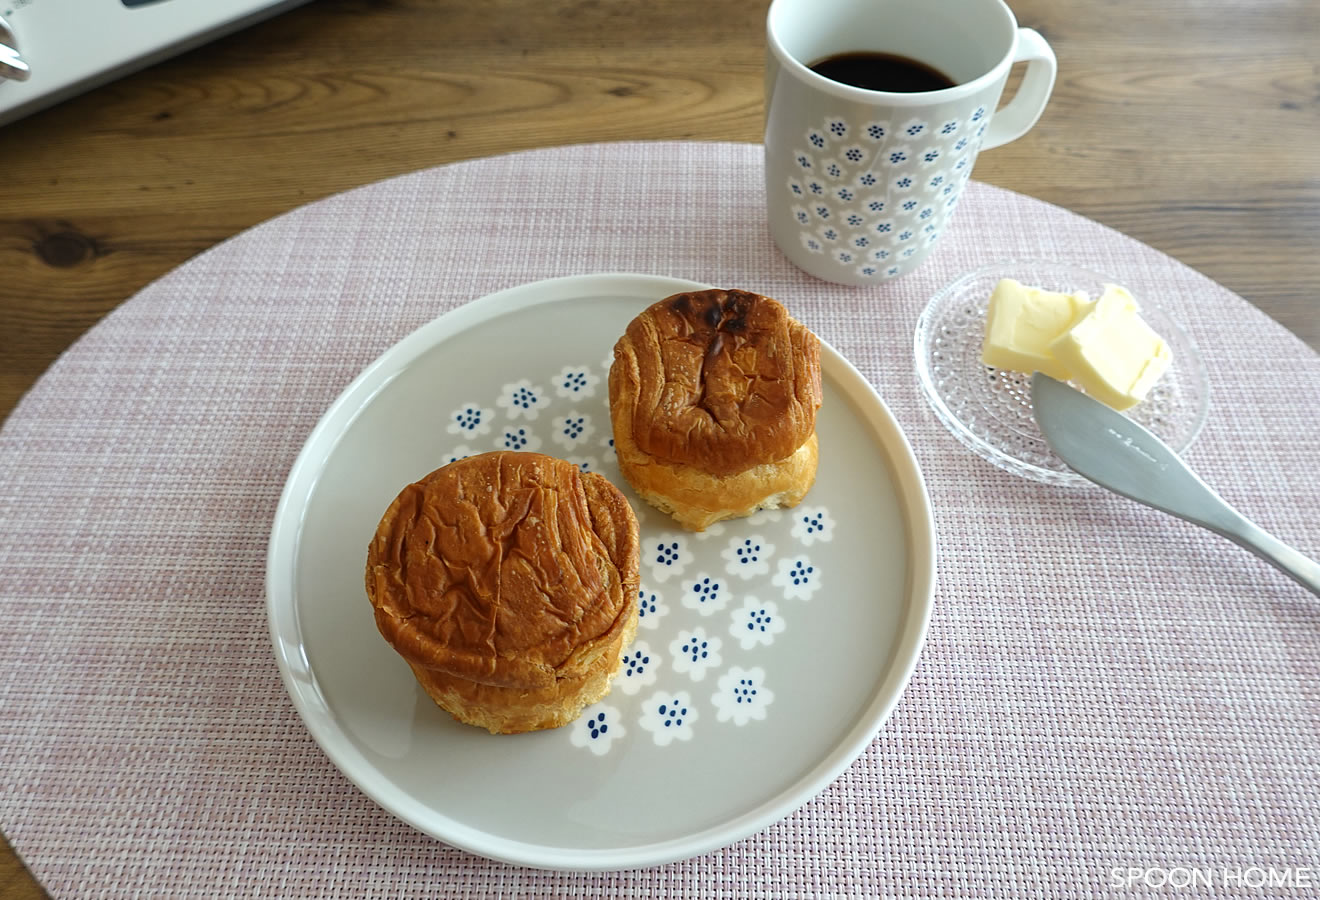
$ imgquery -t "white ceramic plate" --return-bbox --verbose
[266,273,935,870]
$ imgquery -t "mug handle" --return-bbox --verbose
[980,28,1057,151]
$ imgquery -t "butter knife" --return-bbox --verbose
[1031,373,1320,596]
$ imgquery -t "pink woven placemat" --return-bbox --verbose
[1,142,1317,898]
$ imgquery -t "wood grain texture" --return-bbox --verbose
[0,0,1316,895]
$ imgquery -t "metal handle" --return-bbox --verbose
[1208,504,1320,597]
[0,14,29,83]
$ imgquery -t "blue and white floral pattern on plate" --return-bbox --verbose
[711,667,774,726]
[771,555,821,602]
[791,506,836,545]
[669,627,722,681]
[680,572,729,616]
[617,641,659,695]
[645,531,693,583]
[552,365,600,400]
[638,690,697,746]
[496,379,549,420]
[494,425,542,453]
[721,535,774,579]
[636,586,668,630]
[446,402,495,438]
[569,703,626,755]
[550,411,595,450]
[728,597,785,650]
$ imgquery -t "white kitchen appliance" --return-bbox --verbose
[0,0,312,127]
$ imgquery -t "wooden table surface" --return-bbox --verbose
[1,0,1316,895]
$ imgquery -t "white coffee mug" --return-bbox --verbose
[765,0,1056,285]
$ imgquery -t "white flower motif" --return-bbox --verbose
[552,365,600,400]
[786,176,806,198]
[669,627,722,681]
[889,173,916,192]
[811,201,833,221]
[883,144,913,167]
[791,506,836,545]
[833,247,857,265]
[817,224,841,244]
[792,148,815,171]
[493,425,542,453]
[550,410,596,450]
[869,247,891,262]
[800,233,824,255]
[772,555,821,602]
[721,535,774,579]
[445,402,494,437]
[839,144,867,166]
[694,520,728,540]
[856,263,883,279]
[496,379,547,421]
[862,120,891,143]
[747,507,785,526]
[616,641,660,695]
[681,571,730,616]
[823,117,849,140]
[918,146,942,167]
[729,596,786,650]
[645,531,693,583]
[898,118,928,139]
[638,690,698,746]
[791,204,812,226]
[599,433,617,457]
[636,585,669,630]
[441,444,475,465]
[804,128,829,150]
[565,454,601,474]
[569,703,626,755]
[711,667,775,726]
[820,158,846,181]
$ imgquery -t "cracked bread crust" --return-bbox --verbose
[365,451,640,733]
[609,289,822,530]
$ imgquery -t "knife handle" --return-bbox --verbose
[1203,501,1320,598]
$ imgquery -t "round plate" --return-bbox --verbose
[913,259,1211,485]
[266,273,935,870]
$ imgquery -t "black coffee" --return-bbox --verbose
[808,51,957,93]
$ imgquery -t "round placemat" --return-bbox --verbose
[1,142,1317,898]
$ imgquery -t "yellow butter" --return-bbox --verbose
[1048,284,1173,411]
[981,278,1094,381]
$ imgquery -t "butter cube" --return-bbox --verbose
[981,278,1094,381]
[1048,284,1172,411]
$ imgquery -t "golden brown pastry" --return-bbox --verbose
[365,451,640,734]
[609,288,823,531]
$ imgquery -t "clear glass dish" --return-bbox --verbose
[914,259,1211,485]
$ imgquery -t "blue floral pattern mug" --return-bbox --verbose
[765,0,1055,285]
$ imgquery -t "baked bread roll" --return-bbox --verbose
[609,288,822,531]
[365,451,640,734]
